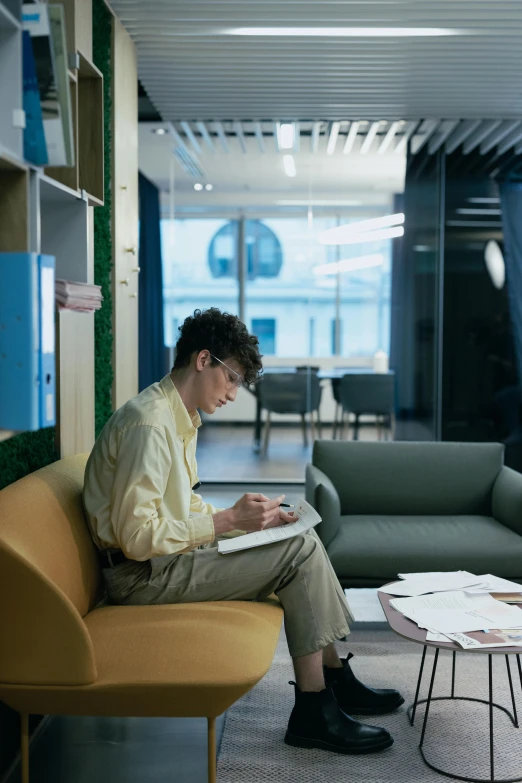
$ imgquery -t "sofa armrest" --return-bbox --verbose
[492,466,522,537]
[305,464,342,547]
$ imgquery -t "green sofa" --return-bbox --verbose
[306,441,522,588]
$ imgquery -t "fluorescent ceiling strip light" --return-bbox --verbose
[223,27,463,37]
[196,121,214,152]
[279,122,295,149]
[276,199,363,206]
[319,225,404,246]
[327,121,340,155]
[313,253,384,276]
[180,121,201,155]
[456,208,501,215]
[318,212,404,244]
[311,121,321,153]
[343,121,359,154]
[395,120,418,155]
[233,121,247,153]
[360,122,380,154]
[283,154,296,177]
[467,197,500,204]
[254,120,265,152]
[378,122,400,155]
[214,121,229,153]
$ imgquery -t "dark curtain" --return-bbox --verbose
[500,182,522,385]
[138,172,165,391]
[499,182,522,471]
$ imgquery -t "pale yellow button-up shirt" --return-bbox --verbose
[83,373,237,561]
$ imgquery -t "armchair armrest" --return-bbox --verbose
[305,464,342,547]
[492,466,522,537]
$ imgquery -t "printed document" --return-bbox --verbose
[218,498,321,554]
[379,572,484,597]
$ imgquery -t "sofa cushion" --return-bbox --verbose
[328,515,522,580]
[0,599,283,719]
[312,441,504,516]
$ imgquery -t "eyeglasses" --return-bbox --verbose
[210,354,244,388]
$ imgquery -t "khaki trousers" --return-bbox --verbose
[102,530,353,658]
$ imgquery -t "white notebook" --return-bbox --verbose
[217,498,321,554]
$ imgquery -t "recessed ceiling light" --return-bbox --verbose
[205,184,213,191]
[194,183,203,191]
[279,123,295,149]
[223,27,463,37]
[153,127,166,135]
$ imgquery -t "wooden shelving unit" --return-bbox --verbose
[0,0,101,452]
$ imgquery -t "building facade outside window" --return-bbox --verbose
[161,216,392,359]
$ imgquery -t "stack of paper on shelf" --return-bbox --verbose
[55,279,103,313]
[383,572,522,650]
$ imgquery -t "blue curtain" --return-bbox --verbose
[500,182,522,384]
[138,172,165,391]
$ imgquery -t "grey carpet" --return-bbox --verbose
[218,631,522,782]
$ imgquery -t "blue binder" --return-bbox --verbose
[38,255,56,428]
[0,253,56,431]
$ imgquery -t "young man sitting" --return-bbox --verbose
[83,307,403,755]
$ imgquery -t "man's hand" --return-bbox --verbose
[213,493,295,535]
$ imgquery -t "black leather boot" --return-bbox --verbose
[284,681,393,754]
[324,653,405,716]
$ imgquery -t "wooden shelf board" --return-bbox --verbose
[78,52,103,81]
[39,173,83,204]
[0,150,27,172]
[0,430,18,442]
[0,1,20,31]
[84,190,104,207]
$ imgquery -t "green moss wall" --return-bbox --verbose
[93,0,114,437]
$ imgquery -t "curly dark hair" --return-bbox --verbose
[173,308,263,385]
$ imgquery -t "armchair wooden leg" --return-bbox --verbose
[21,713,29,783]
[300,413,308,447]
[316,409,322,439]
[262,411,271,457]
[310,412,317,443]
[332,403,339,439]
[207,716,216,783]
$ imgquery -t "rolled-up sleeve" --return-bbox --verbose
[111,424,215,560]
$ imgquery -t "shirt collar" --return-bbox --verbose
[159,374,202,437]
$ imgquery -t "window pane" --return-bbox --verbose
[244,217,338,358]
[161,219,239,347]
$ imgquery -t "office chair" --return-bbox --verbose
[337,373,395,441]
[256,372,322,456]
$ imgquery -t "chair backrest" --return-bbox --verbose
[312,440,504,515]
[338,373,395,415]
[257,373,322,413]
[0,454,102,686]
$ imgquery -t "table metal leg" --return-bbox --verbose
[410,645,427,726]
[451,650,457,699]
[420,648,439,748]
[489,655,494,782]
[505,656,519,729]
[411,650,521,783]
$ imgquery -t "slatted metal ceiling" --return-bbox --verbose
[111,1,522,119]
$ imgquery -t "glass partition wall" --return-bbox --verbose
[161,213,395,481]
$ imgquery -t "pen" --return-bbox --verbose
[280,503,294,508]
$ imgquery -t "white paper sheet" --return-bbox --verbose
[464,575,522,595]
[217,498,321,554]
[379,573,484,597]
[412,603,522,634]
